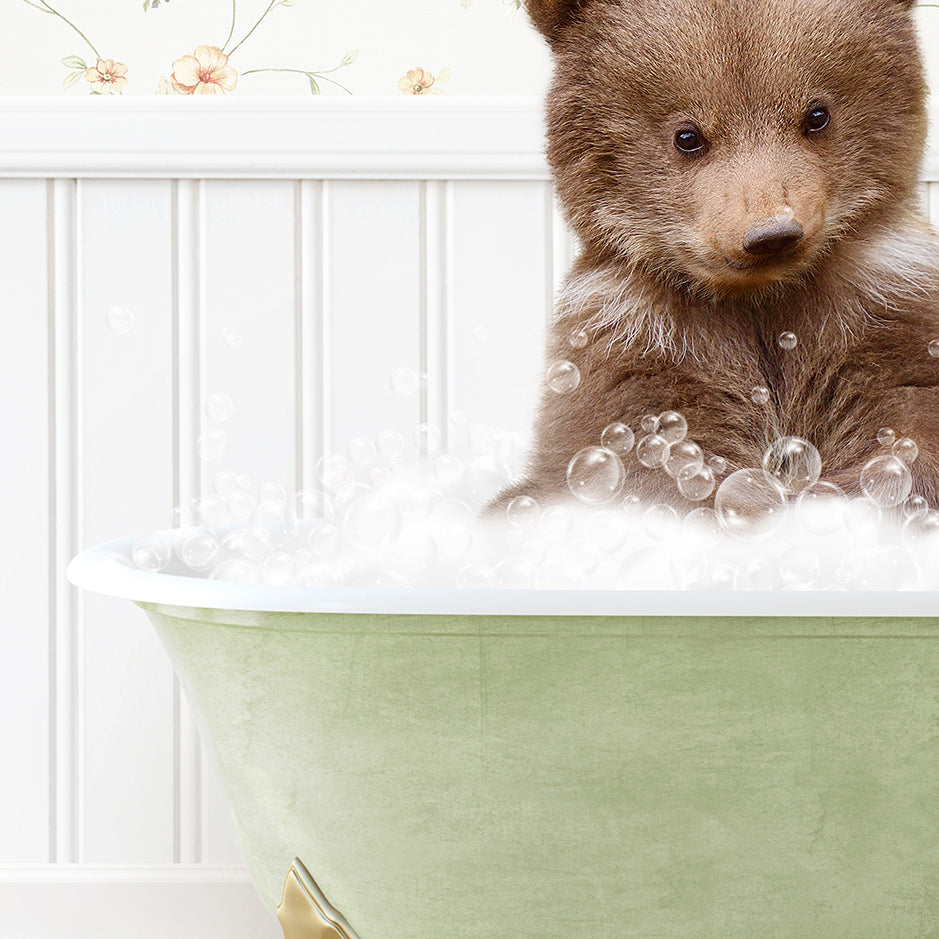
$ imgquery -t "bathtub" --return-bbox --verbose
[69,532,939,938]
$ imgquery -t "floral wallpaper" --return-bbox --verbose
[1,0,551,95]
[1,0,939,111]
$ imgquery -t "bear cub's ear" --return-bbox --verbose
[525,0,587,43]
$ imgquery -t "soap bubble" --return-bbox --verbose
[255,498,288,524]
[859,454,913,507]
[714,468,787,540]
[316,453,353,490]
[892,437,918,465]
[472,325,488,342]
[642,503,680,540]
[677,463,716,501]
[569,327,589,349]
[750,386,770,405]
[708,455,728,476]
[221,326,243,349]
[761,436,822,494]
[433,454,463,486]
[506,495,541,529]
[457,561,496,589]
[344,494,402,549]
[683,506,722,546]
[494,557,538,588]
[294,489,331,522]
[734,558,776,591]
[640,414,659,434]
[210,558,260,583]
[204,393,234,423]
[177,527,220,570]
[778,331,798,351]
[262,551,296,585]
[381,530,437,581]
[844,497,881,536]
[584,509,629,552]
[903,495,929,520]
[299,563,343,587]
[657,411,688,444]
[469,424,496,453]
[170,502,196,528]
[197,429,228,463]
[547,360,581,394]
[864,546,920,590]
[348,437,377,467]
[796,481,846,535]
[414,423,442,453]
[377,430,405,460]
[664,440,703,478]
[540,504,574,541]
[308,521,341,557]
[877,427,896,447]
[464,455,513,501]
[237,526,275,561]
[779,546,820,587]
[636,434,669,469]
[212,470,240,498]
[567,447,625,504]
[259,481,287,504]
[903,510,939,546]
[537,559,581,589]
[929,339,939,357]
[389,366,419,396]
[106,305,135,335]
[228,490,255,522]
[600,422,635,457]
[195,494,232,528]
[407,485,442,518]
[132,533,172,572]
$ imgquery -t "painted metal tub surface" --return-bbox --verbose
[70,536,939,938]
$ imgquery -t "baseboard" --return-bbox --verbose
[0,866,280,939]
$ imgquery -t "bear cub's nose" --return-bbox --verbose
[742,218,805,256]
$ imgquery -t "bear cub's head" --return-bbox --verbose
[528,0,928,299]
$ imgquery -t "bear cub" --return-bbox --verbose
[496,0,939,515]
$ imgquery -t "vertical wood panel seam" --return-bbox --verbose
[297,179,326,490]
[320,181,331,458]
[45,178,57,865]
[74,179,85,864]
[50,177,80,864]
[420,180,450,451]
[172,179,203,865]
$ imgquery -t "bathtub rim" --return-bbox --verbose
[67,531,939,617]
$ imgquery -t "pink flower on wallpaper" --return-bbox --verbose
[171,45,238,95]
[84,59,128,94]
[398,67,436,95]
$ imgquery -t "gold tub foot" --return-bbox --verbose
[277,857,361,939]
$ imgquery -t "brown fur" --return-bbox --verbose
[493,0,939,512]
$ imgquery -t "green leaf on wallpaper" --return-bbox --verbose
[341,50,359,67]
[308,75,320,95]
[63,70,84,90]
[157,75,174,95]
[437,68,451,84]
[62,55,87,70]
[280,0,301,6]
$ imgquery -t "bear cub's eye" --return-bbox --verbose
[674,126,708,155]
[803,104,831,134]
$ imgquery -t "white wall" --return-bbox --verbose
[0,96,938,936]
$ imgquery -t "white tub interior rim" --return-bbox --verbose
[67,533,939,617]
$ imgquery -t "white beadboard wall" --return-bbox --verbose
[0,96,937,938]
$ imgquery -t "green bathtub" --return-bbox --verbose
[70,536,939,938]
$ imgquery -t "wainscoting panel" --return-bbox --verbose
[0,98,937,936]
